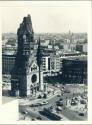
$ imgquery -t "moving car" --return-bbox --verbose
[56,100,63,106]
[64,89,70,93]
[56,106,62,111]
[29,103,41,107]
[40,101,48,105]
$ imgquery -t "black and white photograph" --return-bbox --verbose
[0,1,92,122]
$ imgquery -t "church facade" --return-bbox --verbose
[11,15,44,97]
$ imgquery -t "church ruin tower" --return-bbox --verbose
[11,15,43,97]
[16,14,34,69]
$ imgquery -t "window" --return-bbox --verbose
[31,74,37,83]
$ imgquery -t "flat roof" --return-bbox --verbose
[2,50,17,56]
[64,56,87,61]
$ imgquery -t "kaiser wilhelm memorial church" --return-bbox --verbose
[11,15,44,97]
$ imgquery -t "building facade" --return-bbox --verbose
[42,55,50,71]
[50,54,61,72]
[62,57,87,84]
[76,43,87,53]
[41,53,61,77]
[2,51,16,75]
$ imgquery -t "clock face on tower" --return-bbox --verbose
[31,74,37,83]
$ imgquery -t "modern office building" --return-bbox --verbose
[42,55,50,71]
[41,53,61,77]
[62,57,87,84]
[50,54,61,72]
[76,43,87,53]
[2,50,16,75]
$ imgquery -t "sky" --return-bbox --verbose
[1,1,91,33]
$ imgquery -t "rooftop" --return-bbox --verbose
[2,50,17,55]
[64,55,87,61]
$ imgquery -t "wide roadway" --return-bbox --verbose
[19,88,87,121]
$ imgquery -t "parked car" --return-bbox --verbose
[61,88,64,91]
[57,94,61,97]
[36,116,42,120]
[38,95,43,99]
[31,118,37,121]
[29,103,41,107]
[80,99,86,104]
[79,112,85,116]
[21,110,28,115]
[64,89,70,93]
[55,84,60,88]
[71,100,77,106]
[18,97,22,99]
[59,98,63,101]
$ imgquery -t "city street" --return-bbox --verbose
[19,84,87,121]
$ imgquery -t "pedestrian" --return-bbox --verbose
[23,115,25,120]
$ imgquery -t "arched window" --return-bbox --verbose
[31,74,37,83]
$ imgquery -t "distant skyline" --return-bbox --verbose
[1,1,91,33]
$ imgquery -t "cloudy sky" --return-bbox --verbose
[1,1,91,33]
